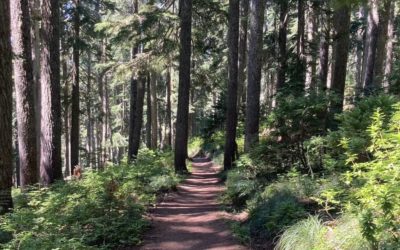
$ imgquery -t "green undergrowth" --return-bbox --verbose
[223,95,400,249]
[0,149,182,250]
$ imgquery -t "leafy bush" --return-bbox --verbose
[343,105,400,248]
[248,191,307,241]
[0,149,180,249]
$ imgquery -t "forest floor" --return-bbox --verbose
[137,158,247,250]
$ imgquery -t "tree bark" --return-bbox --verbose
[362,0,380,95]
[174,0,193,173]
[277,0,288,91]
[151,72,158,149]
[146,73,152,148]
[11,0,38,187]
[384,2,395,92]
[40,0,62,185]
[86,51,93,168]
[318,3,330,91]
[70,0,80,174]
[0,0,14,213]
[237,0,249,109]
[223,0,240,170]
[374,0,391,88]
[297,0,305,60]
[305,2,318,90]
[244,0,265,152]
[31,0,41,171]
[62,53,70,176]
[328,3,351,129]
[165,67,172,147]
[130,75,146,159]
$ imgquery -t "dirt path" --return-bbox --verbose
[139,159,247,250]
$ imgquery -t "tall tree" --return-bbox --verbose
[244,0,265,151]
[70,0,80,174]
[40,0,62,184]
[0,0,14,213]
[277,0,289,91]
[150,72,158,149]
[165,68,172,147]
[384,1,395,91]
[223,0,240,170]
[374,0,392,89]
[128,0,144,161]
[174,0,193,173]
[362,0,380,95]
[328,2,351,129]
[318,2,330,90]
[146,73,152,148]
[237,0,249,108]
[11,0,38,187]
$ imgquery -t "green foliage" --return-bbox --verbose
[343,105,400,248]
[248,191,307,241]
[276,215,371,250]
[276,216,327,250]
[0,150,180,249]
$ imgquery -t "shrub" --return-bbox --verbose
[0,149,180,249]
[248,191,307,241]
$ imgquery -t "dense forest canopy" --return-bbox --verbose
[0,0,400,249]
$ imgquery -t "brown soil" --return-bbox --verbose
[138,159,248,250]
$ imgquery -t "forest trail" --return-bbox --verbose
[139,159,247,250]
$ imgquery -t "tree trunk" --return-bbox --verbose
[296,0,307,84]
[151,72,158,149]
[362,0,380,95]
[0,0,14,213]
[130,75,146,159]
[11,0,38,187]
[86,51,93,168]
[62,53,70,176]
[165,67,172,147]
[31,0,41,171]
[277,0,288,91]
[223,0,240,170]
[244,0,265,152]
[297,0,305,60]
[328,4,351,129]
[237,0,249,109]
[305,2,318,90]
[70,0,80,174]
[146,73,152,148]
[318,3,330,91]
[355,7,367,99]
[174,0,193,173]
[40,0,62,185]
[374,0,392,88]
[384,2,395,92]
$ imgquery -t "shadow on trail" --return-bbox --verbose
[138,158,247,250]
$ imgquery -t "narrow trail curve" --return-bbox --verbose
[139,159,247,250]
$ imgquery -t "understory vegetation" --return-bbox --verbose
[0,150,181,249]
[221,95,400,249]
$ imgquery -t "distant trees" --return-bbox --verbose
[223,0,240,170]
[0,0,14,213]
[11,0,38,187]
[244,0,265,152]
[174,0,193,173]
